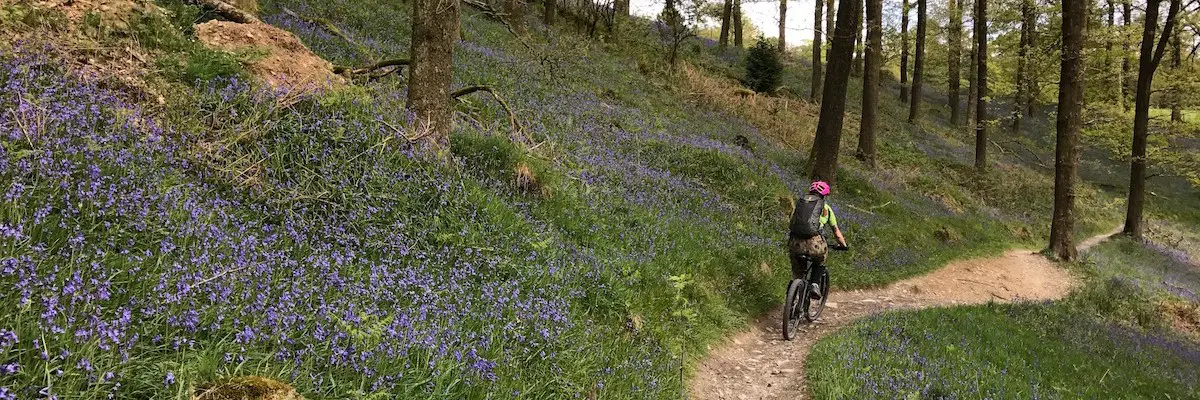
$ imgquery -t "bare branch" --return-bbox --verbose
[1151,0,1182,67]
[333,58,410,75]
[462,0,532,47]
[453,85,529,144]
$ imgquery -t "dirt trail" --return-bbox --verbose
[689,228,1122,400]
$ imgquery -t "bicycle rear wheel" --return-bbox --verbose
[782,279,804,340]
[804,271,830,322]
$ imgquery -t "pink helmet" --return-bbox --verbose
[809,181,831,196]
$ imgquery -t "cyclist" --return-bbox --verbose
[787,180,848,300]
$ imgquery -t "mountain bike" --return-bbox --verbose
[782,244,848,340]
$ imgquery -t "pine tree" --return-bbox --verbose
[745,37,784,93]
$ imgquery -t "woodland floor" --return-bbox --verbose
[688,227,1123,400]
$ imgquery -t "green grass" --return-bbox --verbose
[808,237,1200,399]
[1079,236,1200,303]
[808,302,1200,399]
[1150,108,1200,124]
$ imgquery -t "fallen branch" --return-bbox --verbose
[1146,172,1185,181]
[282,7,375,63]
[991,139,1050,170]
[186,0,259,23]
[186,265,252,293]
[868,201,893,211]
[333,58,409,75]
[453,85,528,144]
[845,204,875,216]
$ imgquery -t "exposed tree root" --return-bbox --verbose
[380,119,437,144]
[186,0,260,23]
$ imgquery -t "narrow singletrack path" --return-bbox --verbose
[688,228,1121,400]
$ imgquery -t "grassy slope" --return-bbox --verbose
[808,302,1200,399]
[0,0,1167,399]
[792,45,1200,397]
[808,238,1200,398]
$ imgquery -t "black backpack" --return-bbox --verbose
[789,194,825,238]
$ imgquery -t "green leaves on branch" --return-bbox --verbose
[744,37,782,94]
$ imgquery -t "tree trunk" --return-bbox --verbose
[1023,0,1037,117]
[968,26,977,127]
[908,0,926,123]
[811,0,824,101]
[808,0,863,182]
[1171,26,1182,123]
[948,0,962,125]
[734,0,744,48]
[973,0,988,172]
[852,9,864,76]
[505,0,527,34]
[1013,0,1031,131]
[665,0,679,68]
[826,0,835,49]
[543,0,556,25]
[720,0,732,48]
[1125,0,1181,238]
[1121,0,1132,112]
[968,44,977,125]
[615,0,629,17]
[899,0,910,101]
[409,0,460,148]
[779,0,788,51]
[612,0,629,32]
[1050,0,1085,261]
[857,0,881,168]
[1106,0,1115,104]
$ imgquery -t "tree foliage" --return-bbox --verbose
[745,36,783,93]
[656,0,701,68]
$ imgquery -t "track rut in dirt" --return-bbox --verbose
[688,228,1122,400]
